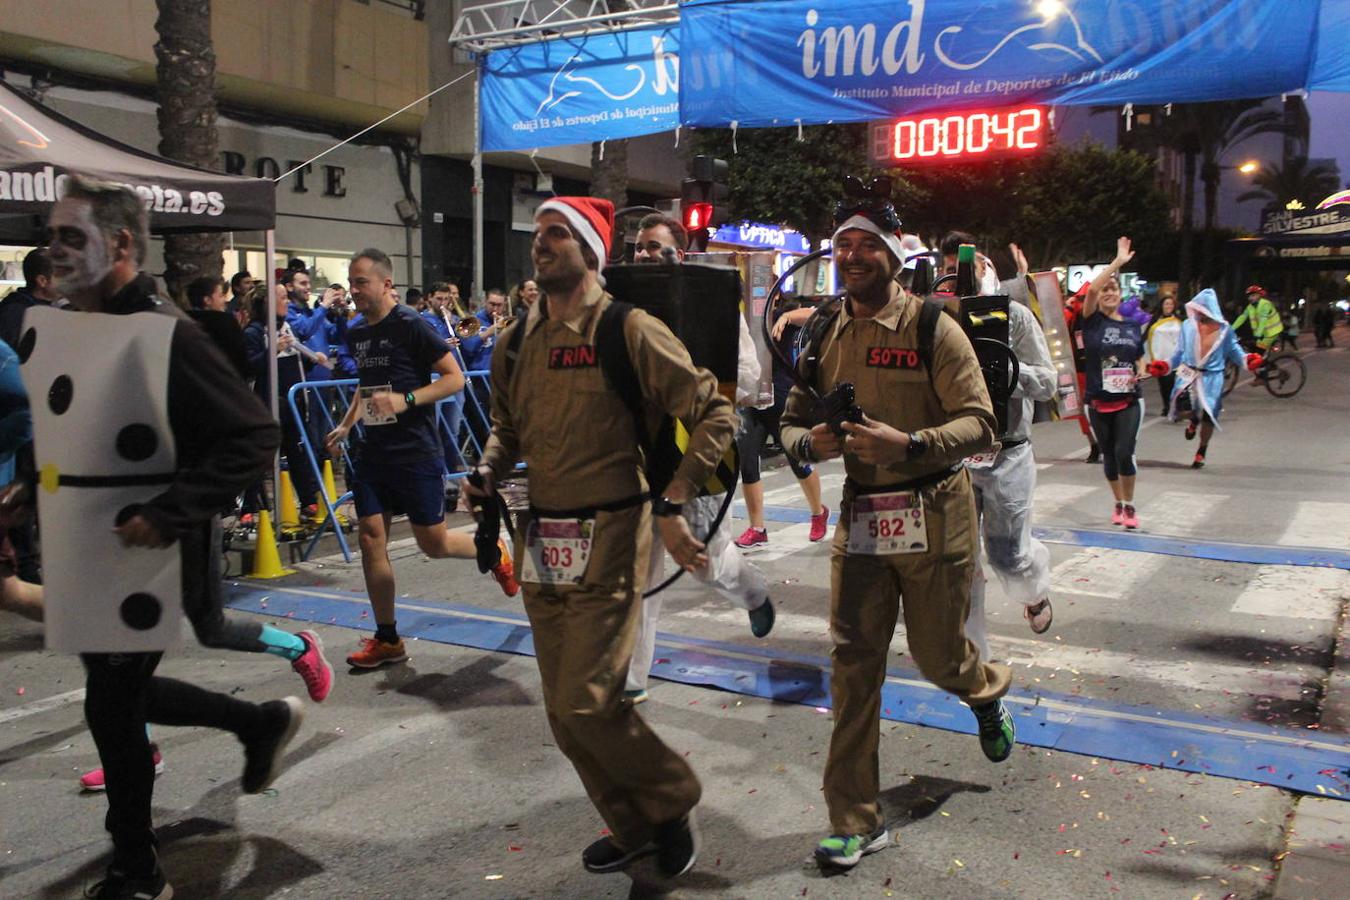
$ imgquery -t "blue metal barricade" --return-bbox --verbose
[285,369,499,562]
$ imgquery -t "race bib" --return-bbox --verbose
[359,385,397,426]
[1102,366,1135,393]
[520,516,594,585]
[963,450,998,470]
[847,491,928,556]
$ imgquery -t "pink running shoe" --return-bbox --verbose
[809,505,830,543]
[1122,504,1139,530]
[734,527,768,549]
[292,630,334,702]
[1111,502,1125,526]
[81,744,164,792]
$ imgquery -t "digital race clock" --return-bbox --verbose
[869,105,1047,165]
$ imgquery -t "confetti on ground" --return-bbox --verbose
[484,874,503,880]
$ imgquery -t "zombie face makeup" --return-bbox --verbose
[46,200,112,302]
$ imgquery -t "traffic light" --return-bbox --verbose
[680,155,729,253]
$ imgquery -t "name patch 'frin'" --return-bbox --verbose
[866,347,922,370]
[548,345,598,369]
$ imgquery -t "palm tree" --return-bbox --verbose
[1117,100,1288,292]
[1237,156,1342,210]
[154,0,223,301]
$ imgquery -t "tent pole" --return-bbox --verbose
[266,228,280,528]
[472,58,485,305]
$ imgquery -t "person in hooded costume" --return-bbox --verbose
[1147,289,1262,469]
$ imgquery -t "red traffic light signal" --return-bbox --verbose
[683,202,714,232]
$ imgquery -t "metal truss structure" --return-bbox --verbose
[449,0,678,53]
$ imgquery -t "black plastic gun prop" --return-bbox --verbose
[465,469,515,576]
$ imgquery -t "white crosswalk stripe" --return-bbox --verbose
[1229,566,1349,620]
[1279,501,1350,550]
[1049,490,1228,598]
[666,606,1312,700]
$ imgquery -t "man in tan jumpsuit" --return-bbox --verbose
[779,190,1015,871]
[468,196,737,880]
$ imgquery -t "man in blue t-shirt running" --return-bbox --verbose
[325,249,518,670]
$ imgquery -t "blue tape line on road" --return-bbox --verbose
[740,504,1350,570]
[228,582,1350,798]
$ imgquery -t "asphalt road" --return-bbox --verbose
[2,335,1347,899]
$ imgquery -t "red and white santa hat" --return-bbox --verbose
[832,214,904,265]
[535,197,615,270]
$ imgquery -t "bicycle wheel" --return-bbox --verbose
[1222,362,1239,397]
[1262,353,1306,398]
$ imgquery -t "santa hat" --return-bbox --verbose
[535,197,614,270]
[832,214,904,265]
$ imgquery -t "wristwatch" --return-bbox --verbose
[404,391,418,409]
[905,432,927,460]
[651,497,684,518]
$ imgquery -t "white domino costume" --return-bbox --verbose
[21,305,183,652]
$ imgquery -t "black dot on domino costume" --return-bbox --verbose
[48,375,73,414]
[120,593,162,631]
[17,328,35,363]
[116,424,158,461]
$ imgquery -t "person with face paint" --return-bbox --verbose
[779,182,1013,872]
[37,175,318,899]
[1082,237,1149,529]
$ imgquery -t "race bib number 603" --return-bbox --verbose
[847,490,928,555]
[520,517,594,585]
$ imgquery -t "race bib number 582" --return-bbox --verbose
[847,491,928,555]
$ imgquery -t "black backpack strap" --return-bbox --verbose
[799,298,844,387]
[917,298,943,373]
[500,312,528,394]
[595,300,650,450]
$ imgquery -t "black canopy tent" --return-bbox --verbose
[0,79,287,527]
[0,80,274,239]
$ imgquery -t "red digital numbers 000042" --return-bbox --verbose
[881,106,1045,164]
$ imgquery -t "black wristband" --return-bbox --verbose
[404,391,417,409]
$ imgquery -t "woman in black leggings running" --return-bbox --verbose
[1082,237,1149,529]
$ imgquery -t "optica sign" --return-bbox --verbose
[712,221,811,253]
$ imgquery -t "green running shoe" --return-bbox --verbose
[972,699,1015,762]
[814,823,890,869]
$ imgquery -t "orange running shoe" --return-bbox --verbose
[492,538,520,597]
[346,636,408,669]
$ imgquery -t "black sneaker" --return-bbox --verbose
[241,696,303,794]
[654,812,699,878]
[84,867,172,899]
[748,597,775,638]
[1084,446,1100,464]
[581,836,656,873]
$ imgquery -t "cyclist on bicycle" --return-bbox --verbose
[1233,285,1284,358]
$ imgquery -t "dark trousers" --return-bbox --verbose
[281,410,319,508]
[1087,400,1144,481]
[465,378,493,458]
[1156,373,1175,413]
[82,652,265,875]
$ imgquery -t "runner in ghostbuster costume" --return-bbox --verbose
[936,234,1059,653]
[779,183,1014,872]
[1146,288,1262,469]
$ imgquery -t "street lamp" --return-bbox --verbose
[1237,160,1259,174]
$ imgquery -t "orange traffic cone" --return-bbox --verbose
[249,510,294,579]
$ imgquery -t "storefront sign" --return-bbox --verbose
[712,222,811,253]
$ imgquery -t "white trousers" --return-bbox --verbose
[627,493,770,691]
[965,441,1051,660]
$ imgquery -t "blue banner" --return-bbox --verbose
[679,0,1321,128]
[480,25,679,151]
